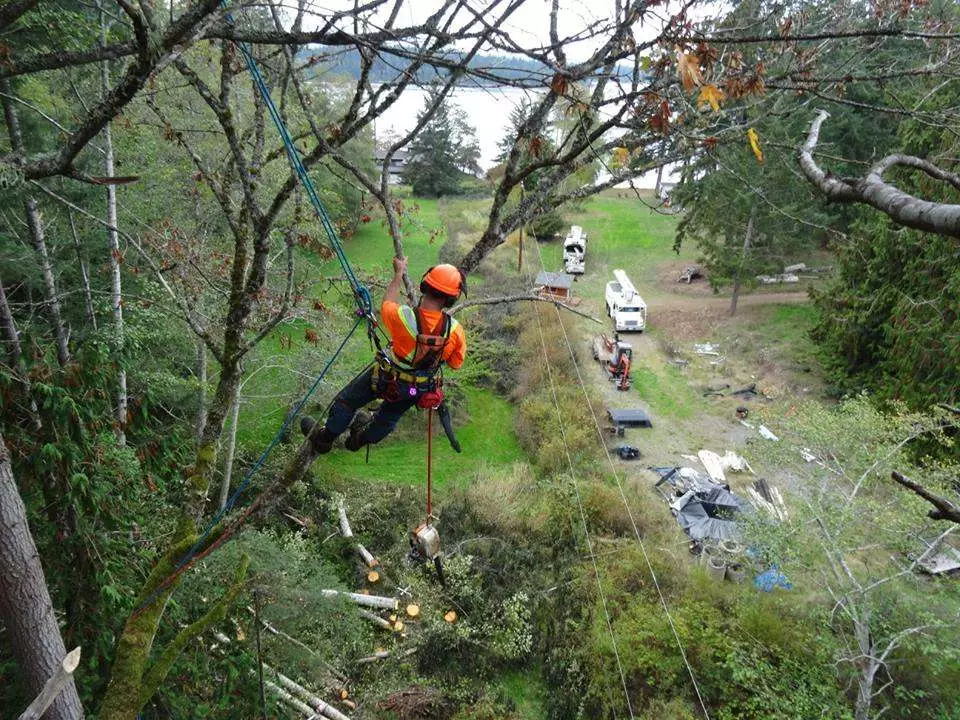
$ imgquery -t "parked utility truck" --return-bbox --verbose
[563,225,587,274]
[605,269,647,332]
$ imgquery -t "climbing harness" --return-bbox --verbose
[371,307,453,408]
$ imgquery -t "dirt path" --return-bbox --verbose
[656,290,809,311]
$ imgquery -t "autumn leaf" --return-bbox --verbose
[747,128,764,164]
[611,147,630,168]
[675,47,703,91]
[648,100,671,135]
[697,84,725,112]
[550,73,568,96]
[527,135,544,157]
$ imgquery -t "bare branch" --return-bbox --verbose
[891,471,960,525]
[449,293,602,323]
[799,110,960,238]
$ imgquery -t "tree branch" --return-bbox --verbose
[138,554,249,707]
[798,110,960,238]
[449,292,601,323]
[891,471,960,524]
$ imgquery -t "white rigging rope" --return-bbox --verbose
[531,295,636,719]
[533,239,711,719]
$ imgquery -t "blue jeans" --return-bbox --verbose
[325,367,419,445]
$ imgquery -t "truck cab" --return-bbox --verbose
[605,269,647,332]
[563,225,587,274]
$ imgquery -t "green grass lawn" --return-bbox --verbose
[321,386,524,490]
[497,669,546,719]
[537,195,694,306]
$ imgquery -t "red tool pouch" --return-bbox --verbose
[417,386,444,410]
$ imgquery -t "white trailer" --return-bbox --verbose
[563,225,587,274]
[605,269,647,332]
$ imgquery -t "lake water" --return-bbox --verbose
[374,85,669,188]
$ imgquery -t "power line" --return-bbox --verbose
[531,287,636,720]
[533,239,711,719]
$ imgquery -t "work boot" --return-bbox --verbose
[344,410,373,452]
[300,416,334,454]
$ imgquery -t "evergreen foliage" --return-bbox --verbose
[811,88,960,405]
[403,94,481,198]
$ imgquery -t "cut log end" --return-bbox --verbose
[63,646,82,673]
[367,570,380,583]
[405,604,420,618]
[443,610,457,624]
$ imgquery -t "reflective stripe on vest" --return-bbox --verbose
[394,306,419,364]
[391,306,458,370]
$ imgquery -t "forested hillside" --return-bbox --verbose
[1,1,959,720]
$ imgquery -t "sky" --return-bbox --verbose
[291,0,709,61]
[287,0,693,184]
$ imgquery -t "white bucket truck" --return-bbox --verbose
[605,269,647,332]
[563,225,587,274]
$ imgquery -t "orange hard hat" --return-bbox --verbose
[422,264,466,297]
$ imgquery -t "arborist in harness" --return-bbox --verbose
[300,257,467,453]
[610,350,631,391]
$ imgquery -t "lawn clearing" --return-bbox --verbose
[321,386,524,490]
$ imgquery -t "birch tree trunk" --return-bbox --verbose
[1,82,70,368]
[219,388,240,511]
[0,432,84,720]
[67,211,97,332]
[100,3,126,445]
[729,204,756,317]
[0,278,40,429]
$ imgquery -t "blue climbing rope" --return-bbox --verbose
[225,1,374,319]
[132,317,365,617]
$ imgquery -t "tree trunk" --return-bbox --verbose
[195,340,208,448]
[100,4,126,445]
[0,432,85,720]
[852,607,876,720]
[67,211,97,332]
[0,278,40,429]
[730,204,756,317]
[219,387,240,511]
[1,83,70,367]
[26,198,71,367]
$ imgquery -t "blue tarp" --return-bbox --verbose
[754,564,792,591]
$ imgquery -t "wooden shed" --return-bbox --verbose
[534,271,574,301]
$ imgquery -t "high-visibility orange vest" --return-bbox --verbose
[381,301,466,371]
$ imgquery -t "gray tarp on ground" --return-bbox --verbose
[653,467,752,541]
[608,408,653,428]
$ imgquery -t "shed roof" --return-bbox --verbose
[535,271,574,289]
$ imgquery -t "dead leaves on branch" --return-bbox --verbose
[611,146,631,169]
[673,42,765,116]
[697,84,725,112]
[675,47,704,91]
[550,72,568,96]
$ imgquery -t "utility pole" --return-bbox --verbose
[517,184,524,273]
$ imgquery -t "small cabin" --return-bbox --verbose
[373,146,410,184]
[534,271,574,301]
